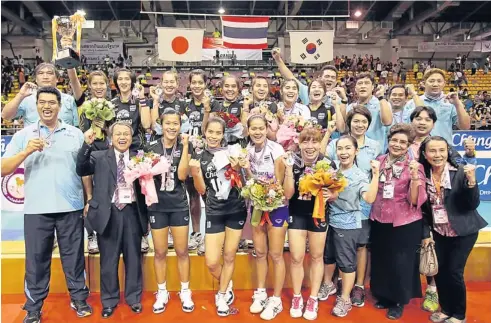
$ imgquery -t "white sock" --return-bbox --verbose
[427,285,437,293]
[293,293,302,298]
[257,288,266,293]
[181,281,189,291]
[355,284,365,289]
[158,282,167,291]
[310,296,318,301]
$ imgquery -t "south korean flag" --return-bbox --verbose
[289,31,334,64]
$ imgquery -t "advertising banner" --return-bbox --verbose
[80,41,123,64]
[1,135,24,211]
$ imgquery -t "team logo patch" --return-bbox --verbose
[317,113,326,120]
[174,150,182,158]
[275,219,283,224]
[1,168,24,205]
[230,107,238,114]
[129,104,137,112]
[320,222,327,228]
[184,216,189,221]
[116,109,130,119]
[239,221,245,225]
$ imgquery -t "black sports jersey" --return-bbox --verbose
[110,96,146,151]
[184,99,221,137]
[145,139,193,212]
[196,150,246,216]
[214,100,243,119]
[289,154,336,216]
[149,97,187,118]
[77,92,111,151]
[309,104,335,129]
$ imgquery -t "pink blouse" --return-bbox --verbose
[370,154,428,227]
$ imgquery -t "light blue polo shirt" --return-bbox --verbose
[403,94,458,143]
[328,163,370,229]
[16,93,79,127]
[3,121,85,214]
[298,82,310,105]
[347,96,388,153]
[326,137,380,219]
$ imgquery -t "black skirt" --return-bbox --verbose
[370,219,423,305]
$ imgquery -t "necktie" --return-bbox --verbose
[115,153,127,210]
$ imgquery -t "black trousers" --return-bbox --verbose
[98,203,143,308]
[433,230,478,320]
[23,211,89,311]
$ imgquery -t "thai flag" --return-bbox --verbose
[221,16,269,49]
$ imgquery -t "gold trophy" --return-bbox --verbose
[51,10,86,68]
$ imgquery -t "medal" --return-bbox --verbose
[155,86,163,96]
[165,178,175,191]
[132,84,140,97]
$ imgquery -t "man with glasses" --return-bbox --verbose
[1,87,91,323]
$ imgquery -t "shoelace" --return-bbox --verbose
[292,297,302,309]
[334,298,346,312]
[353,288,364,300]
[306,298,316,312]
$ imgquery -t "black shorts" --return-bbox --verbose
[205,211,247,234]
[323,225,362,273]
[288,213,328,233]
[357,219,371,246]
[149,211,189,230]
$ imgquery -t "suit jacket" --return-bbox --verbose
[76,142,148,235]
[422,165,487,238]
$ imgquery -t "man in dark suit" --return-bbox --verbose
[76,121,148,318]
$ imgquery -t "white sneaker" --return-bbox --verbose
[141,235,150,253]
[215,293,230,317]
[189,232,203,250]
[87,234,99,254]
[197,238,205,256]
[168,231,174,249]
[178,289,194,313]
[290,295,303,318]
[303,297,318,320]
[226,281,234,305]
[53,236,58,250]
[250,290,267,314]
[260,297,283,320]
[153,289,170,314]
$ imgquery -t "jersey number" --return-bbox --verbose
[188,127,199,136]
[210,178,223,193]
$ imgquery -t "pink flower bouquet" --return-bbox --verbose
[123,150,170,206]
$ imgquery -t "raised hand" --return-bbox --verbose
[370,159,381,175]
[19,82,37,98]
[189,159,201,176]
[464,136,476,156]
[327,120,337,134]
[375,85,385,98]
[180,133,190,145]
[463,164,476,184]
[409,160,419,179]
[84,128,96,145]
[25,138,44,155]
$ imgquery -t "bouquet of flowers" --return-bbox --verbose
[80,98,116,139]
[276,115,305,151]
[241,175,285,227]
[189,135,205,154]
[217,111,244,142]
[123,150,170,206]
[298,160,348,227]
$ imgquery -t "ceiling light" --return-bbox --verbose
[353,10,362,18]
[218,7,225,14]
[465,33,471,40]
[435,34,440,40]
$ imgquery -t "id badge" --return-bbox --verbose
[383,182,394,199]
[432,205,449,224]
[118,185,132,204]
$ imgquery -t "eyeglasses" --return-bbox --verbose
[38,100,58,107]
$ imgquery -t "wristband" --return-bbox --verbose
[378,96,385,101]
[341,99,348,104]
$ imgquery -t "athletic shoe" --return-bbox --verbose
[23,311,41,323]
[303,297,319,320]
[87,234,99,254]
[318,282,337,301]
[178,289,194,313]
[141,236,150,253]
[197,239,205,256]
[332,296,352,317]
[422,290,439,313]
[153,289,170,314]
[168,231,174,249]
[351,286,365,307]
[70,300,93,317]
[189,232,203,251]
[289,295,303,318]
[226,281,235,305]
[250,290,267,314]
[215,293,230,317]
[260,297,283,320]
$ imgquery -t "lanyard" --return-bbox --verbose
[162,139,177,164]
[432,173,443,204]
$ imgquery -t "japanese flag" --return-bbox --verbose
[158,28,204,62]
[289,31,334,64]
